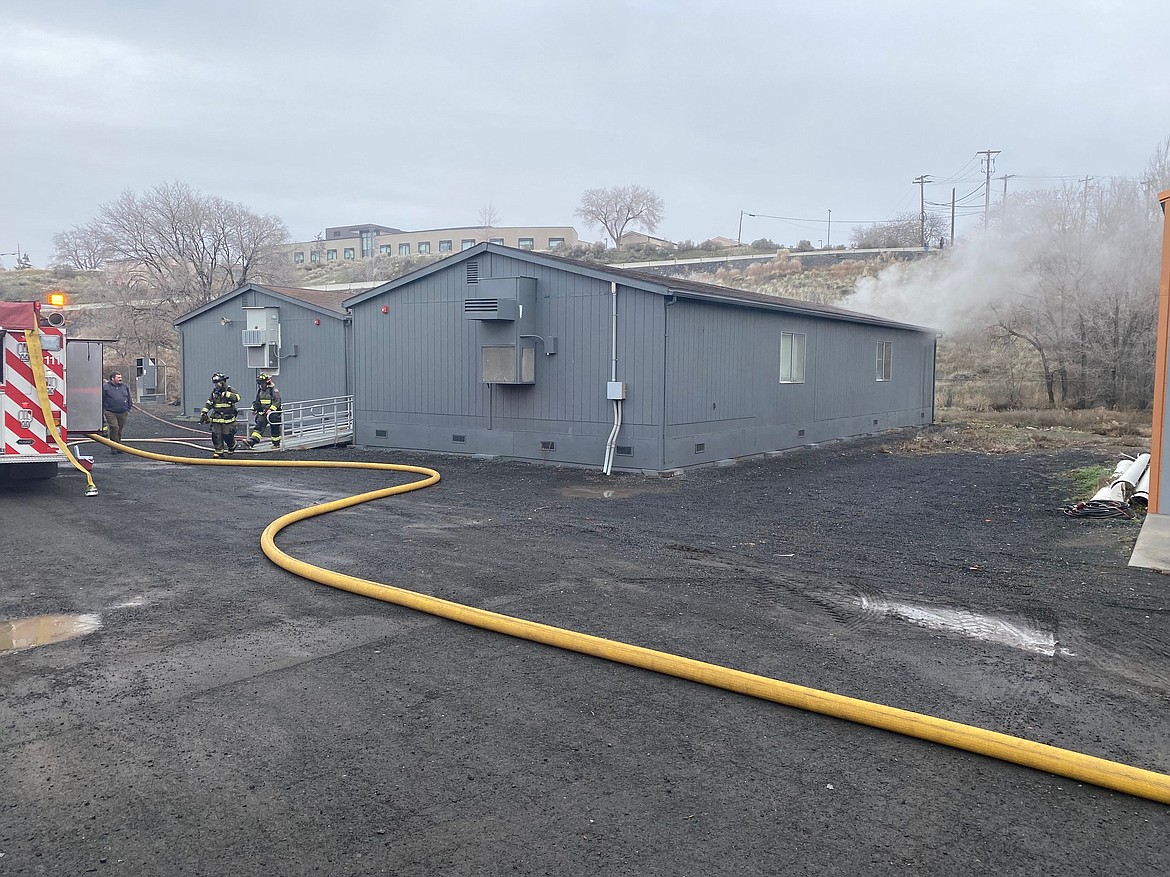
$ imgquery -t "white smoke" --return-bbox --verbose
[841,228,1036,333]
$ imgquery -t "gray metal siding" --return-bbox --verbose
[662,300,934,469]
[351,252,666,469]
[179,291,349,415]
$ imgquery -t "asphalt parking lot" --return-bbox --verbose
[1,412,1168,876]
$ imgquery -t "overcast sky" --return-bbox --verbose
[3,0,1169,267]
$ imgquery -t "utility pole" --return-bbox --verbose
[912,175,932,249]
[978,149,1001,228]
[737,210,754,246]
[1079,176,1094,224]
[997,173,1017,221]
[826,209,832,248]
[950,188,956,249]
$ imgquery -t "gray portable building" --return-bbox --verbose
[174,284,352,416]
[343,243,938,473]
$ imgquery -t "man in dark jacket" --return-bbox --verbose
[199,372,242,458]
[246,373,283,449]
[101,371,133,453]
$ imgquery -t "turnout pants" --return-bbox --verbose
[249,411,282,447]
[210,421,237,454]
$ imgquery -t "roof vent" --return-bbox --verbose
[466,260,479,284]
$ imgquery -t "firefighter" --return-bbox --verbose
[246,373,283,449]
[199,372,242,457]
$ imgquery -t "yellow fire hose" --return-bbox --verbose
[77,432,1170,806]
[23,329,98,496]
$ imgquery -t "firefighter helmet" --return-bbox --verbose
[257,373,271,385]
[212,372,228,384]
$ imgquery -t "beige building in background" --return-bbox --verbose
[287,223,582,265]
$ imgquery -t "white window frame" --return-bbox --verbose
[779,332,806,384]
[876,341,893,382]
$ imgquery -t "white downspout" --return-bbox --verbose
[602,281,622,474]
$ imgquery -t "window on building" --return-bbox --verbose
[548,237,565,249]
[293,251,305,264]
[380,244,391,255]
[360,231,374,259]
[418,241,431,254]
[310,251,320,263]
[399,243,410,256]
[876,341,893,381]
[489,237,504,245]
[779,332,806,383]
[438,240,453,252]
[327,249,337,261]
[461,239,476,250]
[343,248,355,260]
[518,237,534,250]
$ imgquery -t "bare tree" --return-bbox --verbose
[478,201,501,236]
[575,185,664,249]
[993,174,1161,409]
[55,181,289,367]
[850,212,948,249]
[86,181,288,311]
[52,223,111,270]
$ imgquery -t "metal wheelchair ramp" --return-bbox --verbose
[252,395,353,452]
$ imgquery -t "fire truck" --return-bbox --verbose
[0,299,103,482]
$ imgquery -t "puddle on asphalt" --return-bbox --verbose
[857,597,1073,657]
[561,485,667,499]
[0,614,102,654]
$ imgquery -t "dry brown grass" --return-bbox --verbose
[882,407,1152,455]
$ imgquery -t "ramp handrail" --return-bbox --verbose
[273,394,354,447]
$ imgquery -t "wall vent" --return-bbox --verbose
[616,445,633,456]
[798,429,805,437]
[464,298,520,321]
[452,434,466,443]
[873,419,879,426]
[466,261,479,284]
[694,443,706,454]
[540,441,555,451]
[375,429,388,437]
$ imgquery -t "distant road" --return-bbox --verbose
[613,246,938,277]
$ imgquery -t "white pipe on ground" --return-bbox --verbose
[1133,465,1151,508]
[1114,453,1151,500]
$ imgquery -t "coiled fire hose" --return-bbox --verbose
[81,433,1170,806]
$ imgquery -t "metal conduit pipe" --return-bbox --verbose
[82,432,1170,805]
[602,280,621,473]
[603,399,623,475]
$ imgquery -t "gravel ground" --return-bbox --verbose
[1,406,1167,876]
